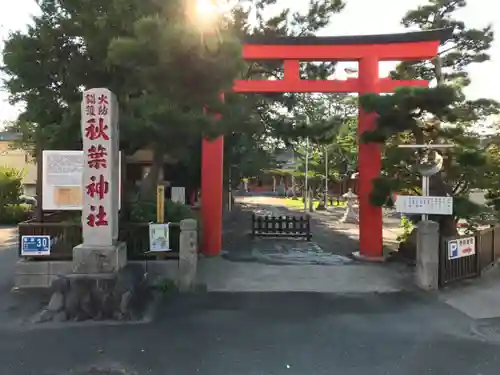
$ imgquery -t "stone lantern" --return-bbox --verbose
[341,188,358,223]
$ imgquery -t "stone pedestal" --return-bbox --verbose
[341,207,358,223]
[178,219,198,291]
[415,220,439,290]
[33,263,148,323]
[72,242,127,274]
[340,188,358,224]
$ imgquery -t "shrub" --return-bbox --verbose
[397,215,414,242]
[0,204,32,225]
[128,195,198,223]
[0,167,23,208]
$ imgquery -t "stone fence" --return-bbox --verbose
[15,219,198,292]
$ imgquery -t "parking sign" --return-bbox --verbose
[21,235,51,256]
[448,237,475,260]
[448,240,458,260]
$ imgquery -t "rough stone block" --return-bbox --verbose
[15,260,49,275]
[15,274,50,288]
[49,261,73,276]
[72,242,127,274]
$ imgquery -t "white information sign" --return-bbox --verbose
[395,195,453,215]
[448,236,475,260]
[171,187,186,204]
[42,150,122,210]
[149,223,171,252]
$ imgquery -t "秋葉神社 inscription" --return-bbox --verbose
[81,88,120,247]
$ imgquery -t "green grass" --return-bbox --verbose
[277,197,346,209]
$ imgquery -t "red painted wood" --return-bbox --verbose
[201,93,225,256]
[242,40,440,61]
[233,79,360,93]
[357,55,383,258]
[201,136,224,256]
[233,78,429,93]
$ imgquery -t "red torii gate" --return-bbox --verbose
[201,28,452,259]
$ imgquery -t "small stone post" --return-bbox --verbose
[308,188,314,212]
[415,220,440,290]
[178,219,198,291]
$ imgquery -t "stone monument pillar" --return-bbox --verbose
[178,219,198,292]
[341,188,359,224]
[415,220,439,290]
[73,88,127,274]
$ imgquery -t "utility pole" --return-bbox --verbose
[228,165,232,211]
[304,136,309,211]
[324,145,328,208]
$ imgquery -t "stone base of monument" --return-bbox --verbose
[340,207,358,224]
[32,263,152,323]
[72,242,127,274]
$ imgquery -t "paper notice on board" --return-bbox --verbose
[53,187,82,207]
[46,153,83,186]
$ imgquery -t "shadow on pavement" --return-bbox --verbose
[222,199,361,260]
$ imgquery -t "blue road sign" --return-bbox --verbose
[448,239,458,260]
[21,235,51,256]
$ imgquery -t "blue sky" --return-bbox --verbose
[0,0,499,126]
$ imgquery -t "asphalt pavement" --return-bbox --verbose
[0,291,500,375]
[2,222,500,375]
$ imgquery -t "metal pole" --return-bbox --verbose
[304,136,309,211]
[324,145,328,207]
[422,176,429,221]
[228,166,232,212]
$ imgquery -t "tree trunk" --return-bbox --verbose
[139,146,164,199]
[431,172,458,237]
[35,142,44,221]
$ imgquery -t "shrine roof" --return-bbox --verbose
[243,28,453,46]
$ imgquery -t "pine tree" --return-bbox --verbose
[2,0,346,197]
[360,0,500,258]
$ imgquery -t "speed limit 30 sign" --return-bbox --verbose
[21,235,51,256]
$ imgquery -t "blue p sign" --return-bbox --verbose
[448,240,458,259]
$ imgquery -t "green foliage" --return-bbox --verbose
[370,178,396,208]
[153,278,177,294]
[0,167,23,208]
[394,0,494,93]
[452,195,484,220]
[358,0,500,235]
[360,86,494,223]
[397,216,414,242]
[360,86,460,144]
[2,0,348,197]
[128,196,198,223]
[0,204,32,225]
[274,94,357,185]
